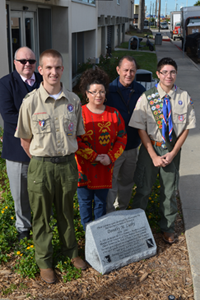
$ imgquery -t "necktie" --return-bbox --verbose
[162,94,173,143]
[26,78,34,86]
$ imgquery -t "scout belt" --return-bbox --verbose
[32,153,74,163]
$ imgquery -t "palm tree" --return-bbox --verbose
[194,0,200,5]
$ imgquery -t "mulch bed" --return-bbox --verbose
[0,195,194,300]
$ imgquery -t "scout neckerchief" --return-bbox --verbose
[162,94,173,143]
[155,83,177,145]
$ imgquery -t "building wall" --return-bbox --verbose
[97,27,102,57]
[84,30,96,61]
[114,25,118,46]
[98,0,132,19]
[0,0,10,78]
[71,2,97,33]
[134,4,139,14]
[0,0,9,127]
[97,0,132,50]
[51,6,70,88]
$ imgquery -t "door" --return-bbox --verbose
[10,10,35,69]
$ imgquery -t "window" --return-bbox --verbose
[117,0,120,5]
[72,0,95,4]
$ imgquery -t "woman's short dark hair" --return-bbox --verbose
[157,57,177,72]
[79,67,110,95]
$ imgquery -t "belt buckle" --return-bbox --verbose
[161,143,167,149]
[50,157,60,164]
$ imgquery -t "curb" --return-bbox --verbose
[162,38,170,42]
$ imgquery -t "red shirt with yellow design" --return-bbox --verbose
[76,105,127,189]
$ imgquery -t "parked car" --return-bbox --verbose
[160,21,168,29]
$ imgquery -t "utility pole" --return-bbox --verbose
[138,0,144,31]
[155,0,157,17]
[150,1,152,20]
[175,0,177,11]
[131,0,134,23]
[158,0,161,32]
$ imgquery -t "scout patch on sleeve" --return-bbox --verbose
[67,104,74,112]
[68,122,74,131]
[190,98,193,105]
[67,121,74,135]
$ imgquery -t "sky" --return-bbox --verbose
[135,0,198,16]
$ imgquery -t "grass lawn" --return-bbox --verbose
[117,41,154,52]
[76,50,157,89]
[109,50,157,79]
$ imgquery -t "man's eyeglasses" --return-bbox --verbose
[88,91,106,96]
[159,70,177,76]
[15,59,36,65]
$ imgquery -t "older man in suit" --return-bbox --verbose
[0,47,42,241]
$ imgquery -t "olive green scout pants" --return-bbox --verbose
[28,155,78,269]
[132,144,181,233]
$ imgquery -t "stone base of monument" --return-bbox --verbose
[85,209,157,275]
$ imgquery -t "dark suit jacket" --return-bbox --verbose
[0,70,43,162]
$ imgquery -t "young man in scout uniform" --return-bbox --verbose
[15,49,86,284]
[129,57,196,244]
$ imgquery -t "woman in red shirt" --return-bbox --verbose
[76,68,127,230]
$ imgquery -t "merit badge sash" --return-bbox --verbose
[145,86,177,151]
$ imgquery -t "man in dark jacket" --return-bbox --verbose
[106,56,145,213]
[0,47,42,241]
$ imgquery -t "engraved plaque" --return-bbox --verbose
[85,209,157,274]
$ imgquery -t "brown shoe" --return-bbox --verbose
[40,268,56,284]
[71,257,87,270]
[162,232,175,244]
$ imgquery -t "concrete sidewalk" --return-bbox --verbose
[156,41,200,300]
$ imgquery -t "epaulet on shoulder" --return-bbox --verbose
[178,87,185,93]
[24,89,37,100]
[65,89,79,101]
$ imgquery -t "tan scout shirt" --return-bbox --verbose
[15,83,85,157]
[129,83,196,142]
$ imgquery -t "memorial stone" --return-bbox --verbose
[85,209,157,274]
